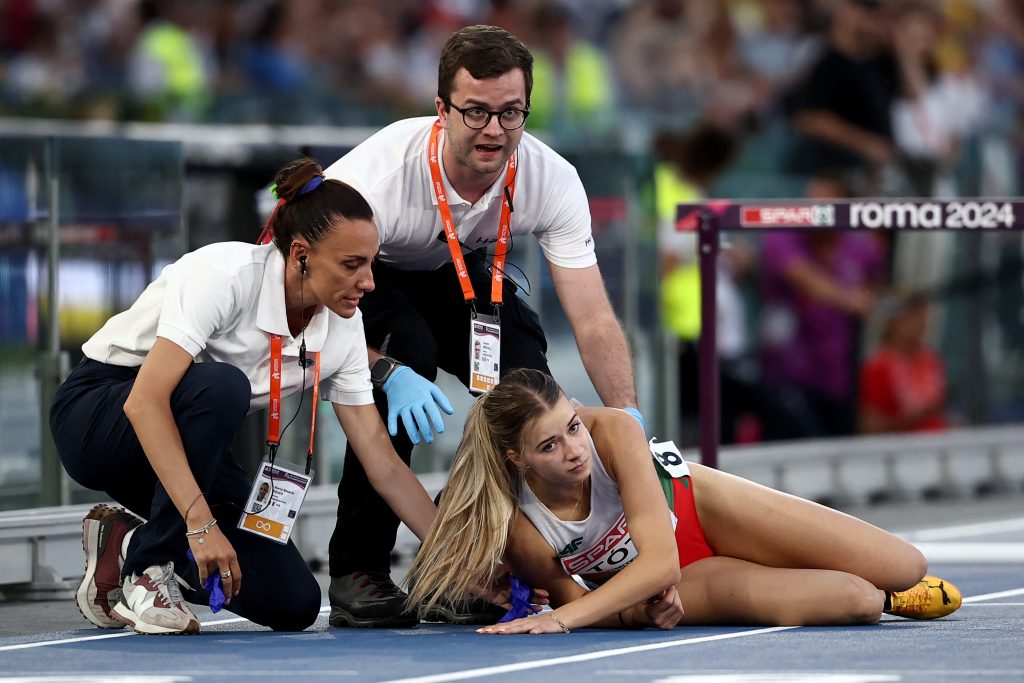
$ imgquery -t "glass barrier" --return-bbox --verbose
[0,135,185,510]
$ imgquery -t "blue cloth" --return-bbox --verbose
[498,576,533,623]
[186,550,225,613]
[382,366,454,445]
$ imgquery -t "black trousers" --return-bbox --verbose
[328,259,551,575]
[50,359,321,631]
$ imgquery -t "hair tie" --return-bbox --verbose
[298,175,324,196]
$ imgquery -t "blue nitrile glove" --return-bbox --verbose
[623,406,645,432]
[382,366,455,445]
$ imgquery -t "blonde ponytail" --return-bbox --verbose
[405,368,563,614]
[405,398,519,613]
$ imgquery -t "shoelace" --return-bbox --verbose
[895,580,947,612]
[155,561,187,606]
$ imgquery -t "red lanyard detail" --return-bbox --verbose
[267,334,321,463]
[427,121,516,305]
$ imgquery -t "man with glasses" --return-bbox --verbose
[321,24,642,628]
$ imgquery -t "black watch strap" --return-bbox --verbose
[370,356,402,389]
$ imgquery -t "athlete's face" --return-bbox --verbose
[435,67,528,180]
[300,217,378,318]
[513,396,591,487]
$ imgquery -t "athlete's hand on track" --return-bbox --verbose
[640,586,683,629]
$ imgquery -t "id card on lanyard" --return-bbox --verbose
[428,120,516,395]
[238,333,320,544]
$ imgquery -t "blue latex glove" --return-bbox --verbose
[382,366,455,445]
[623,406,645,432]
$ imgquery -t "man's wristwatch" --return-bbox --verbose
[370,356,403,390]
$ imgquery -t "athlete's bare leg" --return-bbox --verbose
[677,556,883,626]
[688,462,927,591]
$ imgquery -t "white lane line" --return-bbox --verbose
[963,587,1024,603]
[913,542,1024,563]
[375,627,798,683]
[899,517,1024,541]
[0,605,332,652]
[0,631,136,652]
[964,603,1024,606]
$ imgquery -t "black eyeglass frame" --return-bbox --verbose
[445,101,530,130]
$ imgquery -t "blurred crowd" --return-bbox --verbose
[0,1,1016,136]
[3,0,1024,444]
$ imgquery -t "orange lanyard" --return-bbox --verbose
[427,120,516,305]
[267,334,321,471]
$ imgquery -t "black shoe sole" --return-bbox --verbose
[329,607,419,629]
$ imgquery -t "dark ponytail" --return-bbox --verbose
[258,157,373,255]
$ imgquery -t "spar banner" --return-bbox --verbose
[676,199,1024,232]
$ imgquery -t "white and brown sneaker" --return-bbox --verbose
[111,562,200,635]
[76,504,144,628]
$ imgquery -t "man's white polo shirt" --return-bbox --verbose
[82,242,373,410]
[323,116,597,272]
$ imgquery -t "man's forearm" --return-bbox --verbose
[576,316,638,409]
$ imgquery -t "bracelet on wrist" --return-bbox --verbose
[185,518,218,544]
[549,613,570,633]
[184,492,204,520]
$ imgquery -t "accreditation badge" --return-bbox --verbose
[469,313,501,395]
[238,458,314,544]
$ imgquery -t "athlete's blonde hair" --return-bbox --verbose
[405,368,562,613]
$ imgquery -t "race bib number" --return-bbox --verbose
[238,458,313,544]
[649,438,690,479]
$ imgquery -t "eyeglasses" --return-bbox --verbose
[447,102,530,130]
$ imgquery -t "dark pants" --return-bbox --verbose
[50,360,321,631]
[328,259,550,576]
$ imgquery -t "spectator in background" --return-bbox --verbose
[738,0,822,99]
[527,2,615,137]
[612,0,692,114]
[860,291,949,434]
[786,0,898,192]
[758,172,887,439]
[127,0,212,122]
[657,123,793,444]
[890,0,986,197]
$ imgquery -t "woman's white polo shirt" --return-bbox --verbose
[82,242,373,410]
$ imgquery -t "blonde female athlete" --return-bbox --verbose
[407,369,961,633]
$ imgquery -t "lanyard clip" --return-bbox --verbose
[305,451,314,476]
[266,440,279,464]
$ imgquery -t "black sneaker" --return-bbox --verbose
[328,571,418,628]
[419,595,507,625]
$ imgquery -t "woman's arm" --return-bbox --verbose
[123,337,242,598]
[332,403,436,540]
[484,409,681,633]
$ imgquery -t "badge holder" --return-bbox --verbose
[238,455,314,545]
[469,305,501,395]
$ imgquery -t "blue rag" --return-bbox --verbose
[186,549,226,613]
[498,576,533,623]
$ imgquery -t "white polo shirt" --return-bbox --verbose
[82,242,373,410]
[322,116,597,272]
